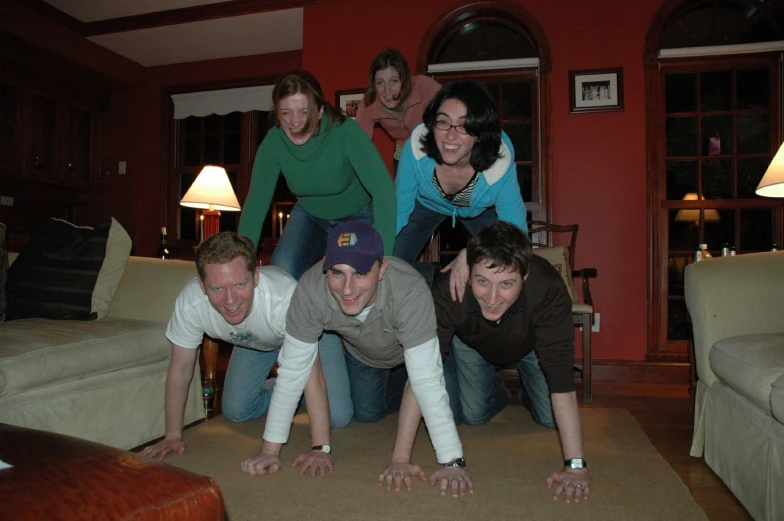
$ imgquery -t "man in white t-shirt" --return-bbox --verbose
[240,221,473,497]
[141,232,352,471]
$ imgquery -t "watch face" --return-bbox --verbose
[321,444,331,454]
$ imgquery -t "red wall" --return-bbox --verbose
[302,0,664,361]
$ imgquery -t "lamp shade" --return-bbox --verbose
[180,165,241,211]
[674,193,720,222]
[756,142,784,197]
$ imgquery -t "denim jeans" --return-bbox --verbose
[266,201,375,426]
[393,201,498,285]
[443,335,555,428]
[344,351,409,423]
[221,331,354,428]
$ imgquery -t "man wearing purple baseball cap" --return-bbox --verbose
[241,220,474,498]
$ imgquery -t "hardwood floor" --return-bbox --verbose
[204,345,752,521]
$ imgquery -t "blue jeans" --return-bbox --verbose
[266,201,375,426]
[393,201,498,285]
[344,351,408,423]
[221,332,354,428]
[443,335,555,429]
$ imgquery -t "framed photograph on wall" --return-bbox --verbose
[335,89,365,119]
[569,67,624,114]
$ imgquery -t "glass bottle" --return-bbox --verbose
[155,227,171,259]
[772,243,778,252]
[721,243,729,257]
[700,243,713,259]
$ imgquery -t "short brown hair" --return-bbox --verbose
[363,48,412,107]
[467,221,532,277]
[195,232,256,280]
[269,70,345,135]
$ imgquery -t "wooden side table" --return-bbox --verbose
[200,337,220,414]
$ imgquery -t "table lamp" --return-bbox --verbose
[180,165,241,242]
[674,193,720,225]
[756,141,784,197]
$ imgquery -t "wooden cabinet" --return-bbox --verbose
[0,36,107,191]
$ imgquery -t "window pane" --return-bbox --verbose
[204,135,220,164]
[666,117,697,156]
[483,82,501,106]
[668,209,699,251]
[183,136,200,166]
[702,159,733,199]
[666,160,698,200]
[667,254,691,296]
[740,208,773,251]
[219,171,239,232]
[0,83,20,168]
[502,82,531,120]
[701,115,733,156]
[516,163,532,202]
[504,123,531,161]
[703,209,735,252]
[225,133,241,164]
[204,114,220,133]
[256,111,270,149]
[31,94,57,174]
[737,114,769,155]
[69,107,91,182]
[182,116,200,134]
[738,157,769,198]
[700,71,732,112]
[668,300,690,340]
[737,68,769,110]
[179,173,196,240]
[665,73,696,113]
[225,111,242,131]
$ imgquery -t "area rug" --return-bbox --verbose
[167,407,707,521]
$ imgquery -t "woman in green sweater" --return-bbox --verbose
[237,70,396,433]
[238,70,396,278]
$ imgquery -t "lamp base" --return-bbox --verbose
[202,210,221,241]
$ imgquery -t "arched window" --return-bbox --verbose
[645,0,784,360]
[416,1,552,262]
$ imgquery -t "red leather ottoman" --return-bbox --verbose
[0,423,225,521]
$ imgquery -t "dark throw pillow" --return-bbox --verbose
[6,218,119,321]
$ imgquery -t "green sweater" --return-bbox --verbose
[238,117,396,255]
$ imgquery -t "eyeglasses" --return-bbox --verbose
[434,119,469,135]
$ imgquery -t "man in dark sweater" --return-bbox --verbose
[432,221,590,502]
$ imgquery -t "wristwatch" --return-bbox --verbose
[564,458,587,469]
[312,444,331,454]
[443,457,466,468]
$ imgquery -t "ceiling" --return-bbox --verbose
[36,0,309,67]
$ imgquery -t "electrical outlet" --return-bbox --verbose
[118,161,126,175]
[580,312,600,333]
[0,196,13,206]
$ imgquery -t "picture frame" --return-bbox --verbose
[335,89,365,119]
[569,67,624,114]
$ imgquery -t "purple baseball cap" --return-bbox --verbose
[324,221,384,273]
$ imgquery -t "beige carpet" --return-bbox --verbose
[167,408,707,521]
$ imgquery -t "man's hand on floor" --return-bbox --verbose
[429,466,474,497]
[140,436,185,461]
[546,468,590,503]
[292,449,334,477]
[378,461,427,492]
[241,449,281,476]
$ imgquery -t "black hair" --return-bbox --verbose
[467,221,532,277]
[419,80,502,172]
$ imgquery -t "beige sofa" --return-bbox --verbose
[0,254,205,450]
[685,251,784,521]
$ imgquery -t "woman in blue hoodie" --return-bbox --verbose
[394,80,527,300]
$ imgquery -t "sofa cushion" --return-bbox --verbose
[0,317,170,397]
[5,218,131,321]
[710,332,784,416]
[772,374,784,425]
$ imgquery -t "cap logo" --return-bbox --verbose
[337,232,357,247]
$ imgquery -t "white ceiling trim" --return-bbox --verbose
[172,85,275,119]
[44,0,229,23]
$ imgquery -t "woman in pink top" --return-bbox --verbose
[355,48,442,173]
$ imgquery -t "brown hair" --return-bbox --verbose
[269,70,345,135]
[467,221,532,278]
[363,48,412,107]
[195,232,256,280]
